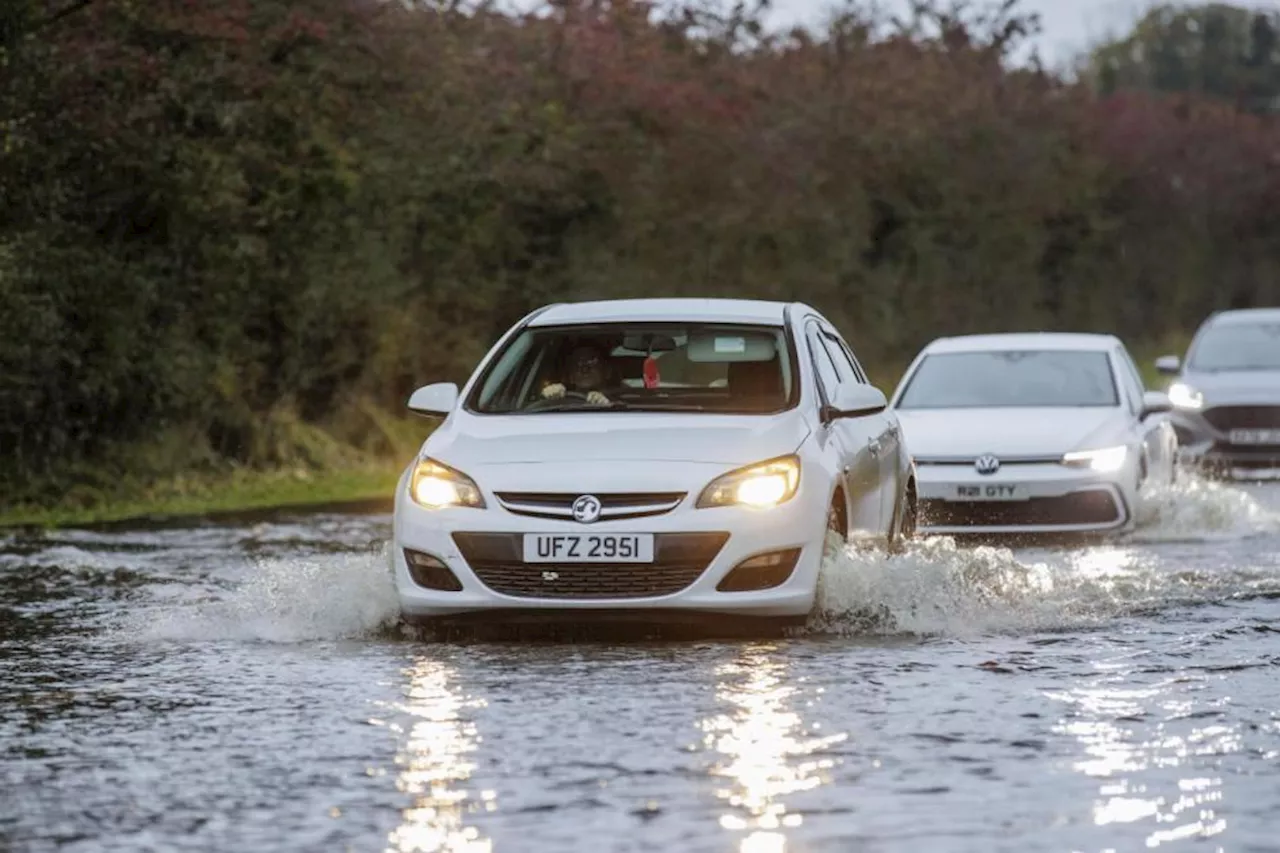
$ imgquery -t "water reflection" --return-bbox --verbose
[702,644,846,853]
[1048,673,1236,847]
[384,658,493,853]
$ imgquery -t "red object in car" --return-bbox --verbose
[643,356,660,388]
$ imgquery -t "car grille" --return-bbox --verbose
[1202,406,1280,432]
[451,532,728,599]
[920,490,1122,528]
[494,491,686,521]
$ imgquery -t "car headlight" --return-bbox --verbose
[1061,445,1127,473]
[408,457,485,509]
[1167,382,1203,410]
[696,455,801,509]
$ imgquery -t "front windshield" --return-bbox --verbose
[1189,321,1280,371]
[896,350,1119,409]
[467,322,796,414]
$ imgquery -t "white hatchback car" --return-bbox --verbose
[889,333,1177,537]
[392,298,915,630]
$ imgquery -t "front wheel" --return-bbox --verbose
[888,487,917,554]
[827,497,847,543]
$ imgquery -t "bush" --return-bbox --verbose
[2,0,1278,504]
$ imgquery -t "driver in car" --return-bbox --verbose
[541,343,615,406]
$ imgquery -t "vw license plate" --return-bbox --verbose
[954,484,1027,501]
[522,533,654,563]
[1229,428,1280,445]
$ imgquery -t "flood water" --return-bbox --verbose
[4,476,1280,852]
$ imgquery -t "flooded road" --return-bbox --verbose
[5,477,1280,852]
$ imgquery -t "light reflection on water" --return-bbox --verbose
[9,488,1280,852]
[384,659,493,853]
[1048,669,1237,849]
[703,644,847,853]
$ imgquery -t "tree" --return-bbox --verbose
[1088,3,1280,114]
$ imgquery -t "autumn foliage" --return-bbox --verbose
[2,0,1279,500]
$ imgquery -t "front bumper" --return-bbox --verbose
[1170,406,1280,471]
[391,472,829,621]
[914,462,1132,536]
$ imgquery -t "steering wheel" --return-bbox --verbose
[524,391,593,412]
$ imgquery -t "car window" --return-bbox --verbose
[896,350,1120,409]
[1189,320,1280,370]
[1114,347,1145,412]
[805,325,841,403]
[823,330,868,384]
[467,321,796,415]
[820,336,851,383]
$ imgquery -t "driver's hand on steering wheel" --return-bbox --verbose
[541,382,566,399]
[586,391,610,406]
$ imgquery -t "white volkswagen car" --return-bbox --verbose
[888,333,1177,538]
[392,298,915,630]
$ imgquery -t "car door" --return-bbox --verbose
[822,327,901,532]
[1114,345,1174,483]
[805,320,882,537]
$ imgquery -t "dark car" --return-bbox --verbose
[1156,308,1280,477]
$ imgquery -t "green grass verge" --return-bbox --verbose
[0,462,407,530]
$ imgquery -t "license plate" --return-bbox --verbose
[1229,428,1280,445]
[522,533,654,563]
[954,484,1027,501]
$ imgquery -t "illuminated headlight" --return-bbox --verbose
[1167,382,1203,410]
[697,455,801,509]
[408,457,485,509]
[1061,445,1127,473]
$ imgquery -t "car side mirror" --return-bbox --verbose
[407,382,459,417]
[1141,390,1173,419]
[826,384,887,420]
[1154,354,1181,376]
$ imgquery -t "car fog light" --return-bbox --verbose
[404,549,464,591]
[717,548,802,592]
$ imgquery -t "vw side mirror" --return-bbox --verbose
[407,382,459,417]
[1141,390,1173,419]
[1154,354,1181,376]
[827,384,887,420]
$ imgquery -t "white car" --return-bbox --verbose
[888,333,1177,537]
[392,298,915,631]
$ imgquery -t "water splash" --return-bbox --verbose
[1131,472,1279,542]
[807,533,1065,637]
[116,544,402,643]
[81,475,1280,644]
[809,520,1280,639]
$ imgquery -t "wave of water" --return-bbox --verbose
[809,474,1280,637]
[1131,471,1280,542]
[114,545,402,644]
[95,474,1280,644]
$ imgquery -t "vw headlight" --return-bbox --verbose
[1167,382,1203,410]
[408,457,485,509]
[697,455,801,509]
[1061,445,1127,473]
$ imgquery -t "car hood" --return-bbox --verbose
[423,411,810,469]
[895,407,1127,458]
[1182,369,1280,406]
